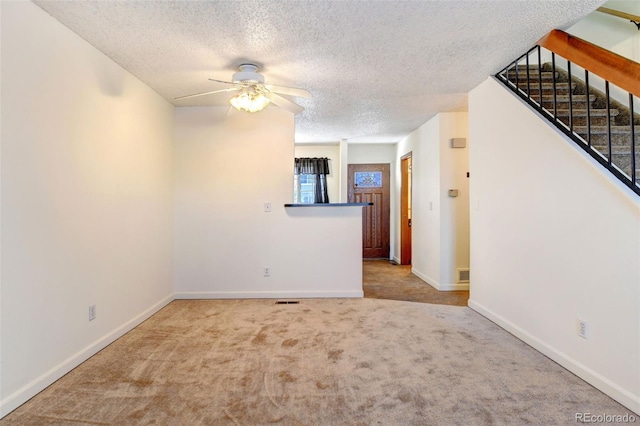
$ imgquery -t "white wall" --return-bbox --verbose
[348,144,397,164]
[1,2,174,416]
[469,77,640,413]
[294,144,340,203]
[566,6,640,108]
[395,113,470,290]
[568,4,640,63]
[396,121,441,279]
[347,144,397,260]
[173,107,363,298]
[439,114,470,287]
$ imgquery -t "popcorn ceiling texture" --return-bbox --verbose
[33,1,606,143]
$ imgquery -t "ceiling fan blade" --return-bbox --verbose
[265,84,311,98]
[208,78,236,86]
[174,87,238,100]
[266,93,304,115]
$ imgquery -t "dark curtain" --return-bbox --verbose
[294,157,330,203]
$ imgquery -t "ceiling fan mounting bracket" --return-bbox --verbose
[233,63,265,84]
[238,63,260,72]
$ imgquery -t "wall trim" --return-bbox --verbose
[439,282,470,291]
[411,268,440,290]
[0,294,175,418]
[411,268,468,291]
[174,290,364,299]
[468,299,640,415]
[392,256,401,264]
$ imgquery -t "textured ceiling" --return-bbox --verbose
[33,0,605,144]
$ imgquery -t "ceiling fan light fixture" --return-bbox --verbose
[229,90,271,113]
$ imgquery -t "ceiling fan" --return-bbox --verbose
[175,63,311,114]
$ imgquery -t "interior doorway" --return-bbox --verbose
[400,153,412,265]
[347,163,390,259]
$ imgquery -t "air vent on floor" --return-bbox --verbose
[457,268,470,283]
[275,300,300,304]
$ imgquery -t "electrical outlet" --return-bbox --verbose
[264,202,272,212]
[263,267,271,277]
[89,304,96,321]
[577,319,588,339]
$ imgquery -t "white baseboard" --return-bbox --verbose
[468,299,640,415]
[0,294,174,418]
[412,268,469,291]
[411,268,440,290]
[392,256,401,264]
[174,290,364,299]
[438,282,470,291]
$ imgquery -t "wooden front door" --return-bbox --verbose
[347,164,390,259]
[400,153,412,265]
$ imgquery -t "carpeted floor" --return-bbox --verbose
[2,299,636,425]
[363,260,469,306]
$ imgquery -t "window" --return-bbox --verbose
[293,174,317,204]
[293,157,330,204]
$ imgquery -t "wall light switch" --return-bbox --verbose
[264,202,272,212]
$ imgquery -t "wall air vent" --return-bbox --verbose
[275,300,300,304]
[457,268,470,283]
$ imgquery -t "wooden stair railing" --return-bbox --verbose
[537,30,640,98]
[596,7,640,30]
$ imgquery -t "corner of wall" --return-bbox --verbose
[468,75,640,414]
[1,294,174,417]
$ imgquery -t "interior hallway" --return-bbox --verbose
[363,260,469,306]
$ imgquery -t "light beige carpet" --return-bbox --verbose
[363,260,469,306]
[2,299,636,425]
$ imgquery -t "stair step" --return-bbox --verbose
[582,147,639,170]
[520,85,575,96]
[509,65,542,71]
[586,148,639,155]
[554,109,620,126]
[517,82,575,90]
[508,78,567,88]
[541,95,596,111]
[506,70,558,79]
[555,109,619,117]
[576,136,639,148]
[574,125,640,134]
[542,95,595,103]
[577,137,639,148]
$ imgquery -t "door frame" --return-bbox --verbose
[400,152,412,265]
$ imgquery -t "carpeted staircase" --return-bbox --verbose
[505,64,640,184]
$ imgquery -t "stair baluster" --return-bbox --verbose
[496,39,640,196]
